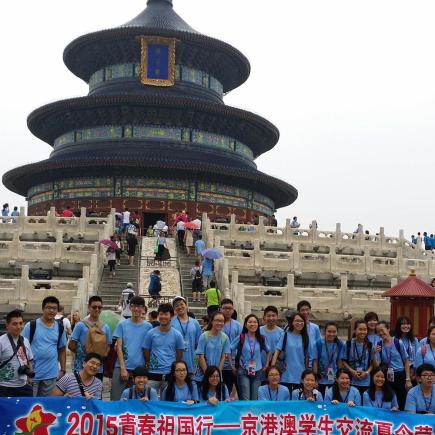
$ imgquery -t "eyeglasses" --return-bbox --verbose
[91,305,103,310]
[421,373,434,378]
[175,368,187,373]
[44,306,58,311]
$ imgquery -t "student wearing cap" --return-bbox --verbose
[111,296,153,400]
[120,366,158,401]
[171,296,201,376]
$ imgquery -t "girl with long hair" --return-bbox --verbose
[392,316,419,381]
[199,366,229,405]
[194,311,231,383]
[258,366,290,401]
[231,314,269,400]
[316,321,345,396]
[272,312,317,394]
[363,368,398,410]
[342,319,373,396]
[374,321,412,410]
[160,361,198,403]
[291,369,323,402]
[324,368,361,406]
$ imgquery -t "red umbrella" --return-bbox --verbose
[100,239,118,250]
[184,222,199,230]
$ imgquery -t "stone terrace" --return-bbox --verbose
[202,214,434,323]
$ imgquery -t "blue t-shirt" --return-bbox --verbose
[143,327,184,374]
[23,319,67,381]
[171,316,202,373]
[307,322,321,344]
[114,319,152,370]
[345,339,373,387]
[375,338,409,372]
[195,332,230,381]
[195,240,205,255]
[316,339,346,385]
[276,331,317,384]
[324,386,362,405]
[367,333,380,347]
[70,319,112,374]
[405,385,435,413]
[198,384,230,403]
[161,383,199,402]
[223,319,243,369]
[120,385,158,401]
[260,326,283,373]
[363,390,398,409]
[414,343,435,369]
[231,334,269,371]
[399,336,420,367]
[258,384,290,401]
[291,388,323,402]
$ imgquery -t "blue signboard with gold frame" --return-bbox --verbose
[140,36,176,86]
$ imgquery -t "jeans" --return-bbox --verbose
[237,368,262,400]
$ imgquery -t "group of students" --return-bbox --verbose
[1,295,434,415]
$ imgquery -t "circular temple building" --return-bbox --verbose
[3,0,297,227]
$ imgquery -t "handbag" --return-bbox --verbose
[153,239,159,254]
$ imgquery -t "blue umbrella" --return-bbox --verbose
[202,248,223,260]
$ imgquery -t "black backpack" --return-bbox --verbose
[194,269,202,281]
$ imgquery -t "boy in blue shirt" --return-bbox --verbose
[405,363,435,414]
[120,366,158,401]
[111,296,153,400]
[143,303,184,392]
[68,295,112,380]
[23,296,67,397]
[171,296,201,375]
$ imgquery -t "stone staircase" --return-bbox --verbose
[177,244,208,320]
[97,242,140,309]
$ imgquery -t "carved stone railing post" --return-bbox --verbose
[19,265,30,304]
[253,240,261,269]
[399,229,405,247]
[380,227,386,249]
[357,224,364,246]
[18,207,26,231]
[287,273,296,308]
[11,230,19,260]
[79,207,87,233]
[229,214,236,239]
[293,243,301,273]
[48,206,57,232]
[340,273,350,313]
[258,216,265,238]
[335,223,342,246]
[396,247,404,275]
[55,230,63,260]
[284,218,291,241]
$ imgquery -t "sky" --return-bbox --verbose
[1,0,434,238]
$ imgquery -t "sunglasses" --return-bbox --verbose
[91,305,103,310]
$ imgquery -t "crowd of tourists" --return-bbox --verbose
[0,295,434,415]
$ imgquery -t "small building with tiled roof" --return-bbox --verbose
[383,270,435,338]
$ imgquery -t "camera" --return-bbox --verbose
[18,365,35,378]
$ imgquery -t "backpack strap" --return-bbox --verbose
[393,337,405,365]
[346,339,351,362]
[73,371,86,397]
[56,319,64,349]
[235,333,245,368]
[129,387,134,400]
[147,386,151,400]
[29,320,37,344]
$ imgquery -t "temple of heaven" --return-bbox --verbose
[3,0,297,226]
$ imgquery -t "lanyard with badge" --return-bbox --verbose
[353,341,367,370]
[324,340,337,382]
[421,386,433,412]
[382,343,395,382]
[177,318,190,351]
[246,337,257,376]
